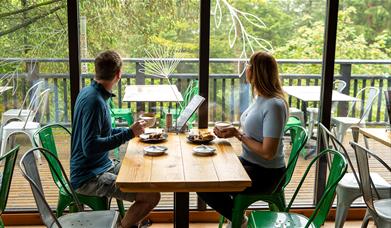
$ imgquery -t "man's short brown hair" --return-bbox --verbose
[94,50,123,81]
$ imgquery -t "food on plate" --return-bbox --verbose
[188,131,214,141]
[146,132,163,139]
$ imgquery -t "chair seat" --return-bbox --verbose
[289,107,302,114]
[2,109,30,117]
[374,199,391,219]
[3,121,40,130]
[248,211,315,228]
[111,108,131,115]
[332,117,362,125]
[55,210,119,228]
[339,172,391,189]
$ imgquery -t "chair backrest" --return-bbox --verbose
[286,149,347,228]
[349,141,391,218]
[180,80,199,111]
[19,148,83,228]
[347,87,379,122]
[333,79,346,92]
[19,80,44,116]
[33,124,72,191]
[274,125,308,192]
[0,146,20,215]
[23,88,50,129]
[318,123,357,173]
[331,80,347,111]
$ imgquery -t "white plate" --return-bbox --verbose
[139,133,168,142]
[144,146,168,156]
[193,145,216,156]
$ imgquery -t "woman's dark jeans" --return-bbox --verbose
[197,157,286,221]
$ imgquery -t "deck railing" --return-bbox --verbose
[1,58,390,125]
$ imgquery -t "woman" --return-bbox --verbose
[197,51,288,226]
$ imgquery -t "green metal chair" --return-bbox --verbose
[285,116,307,157]
[0,145,19,228]
[285,116,302,130]
[110,116,121,159]
[32,124,125,217]
[219,125,308,228]
[248,149,348,228]
[161,80,199,128]
[108,97,134,126]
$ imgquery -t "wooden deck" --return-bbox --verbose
[2,129,390,210]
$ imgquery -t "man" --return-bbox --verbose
[70,50,160,228]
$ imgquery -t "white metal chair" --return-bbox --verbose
[331,87,379,146]
[306,80,347,140]
[318,124,391,228]
[288,107,305,127]
[349,142,391,228]
[0,80,44,135]
[0,89,50,158]
[19,147,120,228]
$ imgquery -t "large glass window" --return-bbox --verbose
[1,0,70,210]
[208,0,328,206]
[78,0,200,210]
[335,0,391,206]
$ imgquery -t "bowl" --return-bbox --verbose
[140,113,156,128]
[214,121,234,130]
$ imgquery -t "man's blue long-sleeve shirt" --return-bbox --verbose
[70,80,134,189]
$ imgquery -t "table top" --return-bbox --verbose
[116,130,251,192]
[123,85,184,102]
[283,86,360,102]
[359,128,391,147]
[0,86,12,93]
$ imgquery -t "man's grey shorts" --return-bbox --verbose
[76,160,136,202]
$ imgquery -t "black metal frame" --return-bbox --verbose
[67,0,80,116]
[198,0,211,128]
[315,0,340,203]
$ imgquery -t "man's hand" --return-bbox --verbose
[213,126,239,138]
[130,120,146,137]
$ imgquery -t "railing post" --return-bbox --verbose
[136,61,145,112]
[338,63,351,116]
[239,72,250,115]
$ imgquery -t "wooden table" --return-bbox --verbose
[116,131,251,228]
[123,85,184,102]
[0,86,12,94]
[283,86,360,102]
[283,86,359,130]
[352,127,391,147]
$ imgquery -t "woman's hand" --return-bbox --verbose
[213,126,239,138]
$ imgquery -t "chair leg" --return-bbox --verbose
[0,217,4,228]
[28,130,41,162]
[231,208,245,228]
[116,199,125,217]
[335,186,361,228]
[361,209,371,228]
[56,193,75,217]
[218,216,225,228]
[0,130,9,157]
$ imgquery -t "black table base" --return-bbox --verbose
[174,192,189,228]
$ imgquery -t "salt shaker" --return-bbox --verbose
[166,113,172,131]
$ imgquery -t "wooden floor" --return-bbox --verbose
[2,128,390,210]
[5,220,377,228]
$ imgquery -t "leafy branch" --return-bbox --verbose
[0,0,63,19]
[0,3,65,37]
[212,0,274,76]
